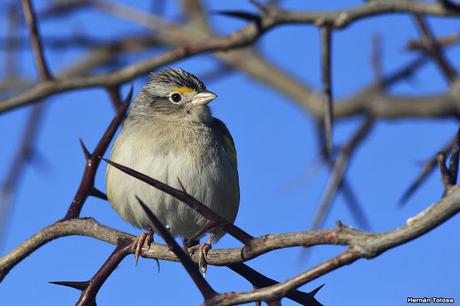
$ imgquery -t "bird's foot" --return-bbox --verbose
[188,242,212,277]
[133,231,154,266]
[186,234,215,277]
[198,242,212,277]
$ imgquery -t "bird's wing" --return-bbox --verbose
[213,118,237,165]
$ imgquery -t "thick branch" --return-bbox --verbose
[2,184,460,301]
[1,1,459,114]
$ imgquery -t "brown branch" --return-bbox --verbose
[275,2,460,28]
[399,137,455,205]
[2,1,460,114]
[413,16,458,83]
[320,24,334,158]
[0,3,42,250]
[314,121,371,230]
[437,128,460,193]
[227,263,323,306]
[0,217,322,304]
[64,87,132,219]
[3,179,460,303]
[437,152,452,193]
[206,250,355,306]
[74,239,131,306]
[21,0,53,81]
[448,127,460,185]
[106,85,123,110]
[206,183,460,305]
[310,117,375,231]
[104,159,254,245]
[371,34,383,86]
[137,197,217,301]
[407,32,460,51]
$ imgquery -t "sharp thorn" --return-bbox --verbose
[177,177,187,193]
[79,138,91,161]
[49,280,89,291]
[90,187,108,200]
[309,284,325,296]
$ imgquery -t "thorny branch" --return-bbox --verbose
[3,0,460,305]
[1,1,460,114]
[2,180,460,304]
[310,117,375,231]
[64,87,132,220]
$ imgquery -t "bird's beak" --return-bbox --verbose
[190,91,217,106]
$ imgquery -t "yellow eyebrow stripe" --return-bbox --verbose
[173,86,195,95]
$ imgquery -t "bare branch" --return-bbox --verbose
[2,1,460,114]
[371,34,383,86]
[64,87,132,219]
[413,16,458,83]
[399,137,454,206]
[2,181,460,303]
[75,239,131,306]
[104,159,254,245]
[310,117,375,230]
[407,32,460,51]
[137,197,217,301]
[437,152,451,192]
[21,0,53,81]
[320,24,334,158]
[227,263,323,306]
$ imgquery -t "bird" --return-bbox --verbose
[105,68,240,270]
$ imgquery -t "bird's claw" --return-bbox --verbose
[188,242,212,277]
[198,242,211,277]
[133,231,153,266]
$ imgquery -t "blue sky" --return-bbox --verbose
[1,1,460,305]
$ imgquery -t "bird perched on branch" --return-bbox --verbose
[105,68,239,270]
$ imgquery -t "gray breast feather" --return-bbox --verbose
[106,118,239,239]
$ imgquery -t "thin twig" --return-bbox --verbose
[371,34,383,86]
[437,152,451,192]
[407,32,460,51]
[399,137,454,205]
[310,117,375,231]
[2,1,460,114]
[3,180,460,304]
[64,87,132,219]
[413,16,458,83]
[320,24,334,158]
[106,85,123,110]
[75,239,132,306]
[448,127,460,185]
[314,121,371,230]
[21,0,53,81]
[137,198,217,301]
[227,263,323,306]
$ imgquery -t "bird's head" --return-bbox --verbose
[130,68,217,123]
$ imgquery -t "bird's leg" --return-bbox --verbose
[133,231,154,266]
[188,233,215,277]
[200,233,216,276]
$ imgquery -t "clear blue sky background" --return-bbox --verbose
[1,1,460,305]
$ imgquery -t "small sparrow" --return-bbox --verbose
[106,68,240,265]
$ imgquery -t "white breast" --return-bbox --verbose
[105,120,239,239]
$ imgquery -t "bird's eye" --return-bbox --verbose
[169,92,183,104]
